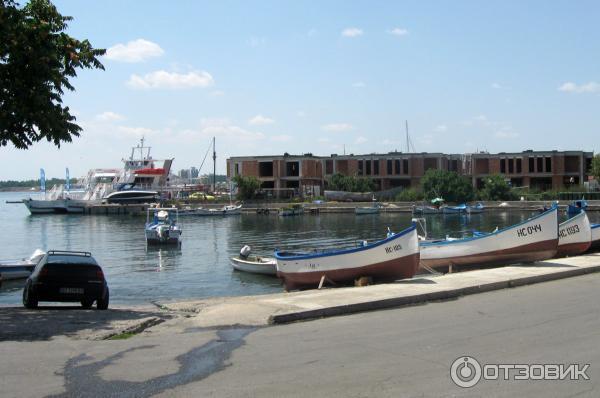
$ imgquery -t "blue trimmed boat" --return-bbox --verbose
[567,199,588,217]
[275,225,420,290]
[442,204,467,214]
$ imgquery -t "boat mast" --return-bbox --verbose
[212,137,216,193]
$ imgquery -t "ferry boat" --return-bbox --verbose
[22,139,173,214]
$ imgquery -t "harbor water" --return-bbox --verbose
[1,192,598,305]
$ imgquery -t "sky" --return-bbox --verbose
[2,0,599,180]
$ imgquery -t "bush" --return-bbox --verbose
[478,174,517,201]
[328,173,375,192]
[421,169,474,203]
[233,175,260,200]
[395,188,423,202]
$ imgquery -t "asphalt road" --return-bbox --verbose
[2,273,600,397]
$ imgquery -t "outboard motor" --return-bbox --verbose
[240,245,252,259]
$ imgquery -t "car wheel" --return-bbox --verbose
[81,299,94,309]
[22,283,38,309]
[97,287,109,310]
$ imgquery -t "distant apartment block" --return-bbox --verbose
[227,150,594,196]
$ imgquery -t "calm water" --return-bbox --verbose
[1,192,597,305]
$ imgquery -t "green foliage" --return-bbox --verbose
[0,178,64,189]
[233,175,260,200]
[0,0,105,149]
[590,154,600,180]
[421,169,474,203]
[395,188,423,202]
[328,173,375,192]
[478,174,517,201]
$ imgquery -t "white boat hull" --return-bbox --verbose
[420,207,559,269]
[556,212,591,257]
[590,224,600,251]
[230,256,277,275]
[22,198,68,214]
[275,225,419,290]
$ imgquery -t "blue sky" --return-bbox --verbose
[3,0,599,180]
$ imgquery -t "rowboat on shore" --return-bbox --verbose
[556,211,591,257]
[355,202,381,215]
[412,205,440,215]
[442,204,467,214]
[230,246,276,276]
[419,206,559,270]
[467,202,485,214]
[274,224,419,290]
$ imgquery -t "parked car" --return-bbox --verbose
[22,250,109,310]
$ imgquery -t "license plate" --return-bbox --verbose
[59,287,84,294]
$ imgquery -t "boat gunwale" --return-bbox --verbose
[420,206,558,247]
[274,224,416,261]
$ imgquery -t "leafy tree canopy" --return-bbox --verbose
[327,173,375,193]
[421,169,474,203]
[0,0,105,149]
[233,175,260,200]
[590,154,600,181]
[478,174,517,201]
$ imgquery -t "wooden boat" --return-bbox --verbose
[275,224,419,290]
[442,204,467,214]
[590,224,600,252]
[556,211,591,257]
[355,202,381,215]
[230,256,277,275]
[412,205,439,215]
[179,204,242,216]
[567,199,587,217]
[145,208,182,245]
[419,207,559,269]
[279,204,304,217]
[0,249,45,280]
[467,203,485,214]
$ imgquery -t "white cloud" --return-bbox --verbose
[317,137,331,143]
[419,134,434,145]
[127,70,214,89]
[272,134,292,142]
[494,130,519,139]
[117,126,157,137]
[96,111,125,122]
[307,29,318,37]
[296,111,306,118]
[352,81,366,88]
[248,37,266,47]
[355,136,368,144]
[210,90,225,97]
[248,114,275,125]
[342,28,363,38]
[322,123,354,132]
[434,124,447,132]
[491,82,502,89]
[105,39,164,63]
[388,28,408,36]
[198,118,265,141]
[558,81,600,93]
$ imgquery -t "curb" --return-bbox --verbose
[268,264,600,325]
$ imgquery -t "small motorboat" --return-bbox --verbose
[419,206,559,270]
[566,199,588,217]
[442,204,467,214]
[412,205,440,215]
[230,246,277,275]
[0,249,45,280]
[355,202,381,215]
[275,224,419,290]
[145,208,182,245]
[279,204,304,217]
[467,203,485,214]
[179,204,242,216]
[556,211,592,257]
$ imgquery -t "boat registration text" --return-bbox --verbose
[517,224,542,238]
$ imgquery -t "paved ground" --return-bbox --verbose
[1,272,599,397]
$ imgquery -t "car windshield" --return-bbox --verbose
[46,255,97,265]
